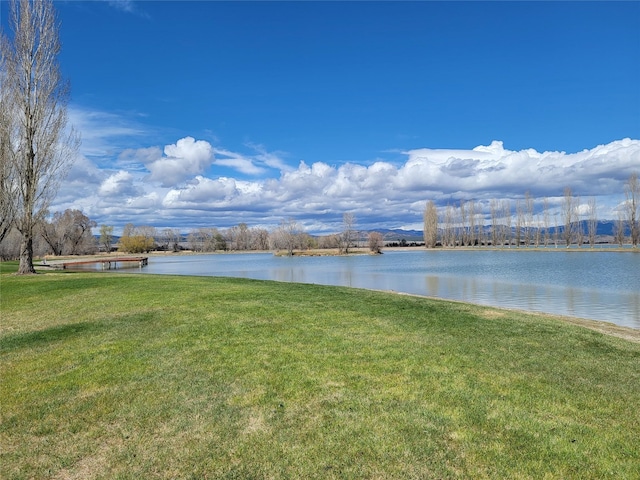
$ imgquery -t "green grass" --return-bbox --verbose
[1,268,639,479]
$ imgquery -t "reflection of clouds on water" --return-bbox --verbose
[420,273,639,328]
[122,251,640,329]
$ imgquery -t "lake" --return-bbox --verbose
[117,249,640,329]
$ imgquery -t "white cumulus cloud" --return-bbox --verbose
[53,136,640,233]
[144,137,214,187]
[99,170,141,197]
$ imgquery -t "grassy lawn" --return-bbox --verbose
[1,265,639,479]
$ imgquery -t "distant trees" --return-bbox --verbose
[524,191,534,247]
[489,199,512,247]
[1,0,79,273]
[502,200,512,247]
[41,209,96,256]
[161,227,180,252]
[460,200,469,246]
[271,218,304,255]
[187,227,225,252]
[318,233,340,249]
[225,223,271,250]
[420,174,640,249]
[542,198,551,247]
[422,189,607,249]
[368,232,383,253]
[227,223,251,250]
[252,228,271,251]
[587,198,598,248]
[339,213,356,254]
[119,223,156,253]
[100,225,114,253]
[490,199,500,246]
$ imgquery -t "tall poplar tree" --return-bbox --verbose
[1,0,79,273]
[423,200,438,248]
[562,187,576,247]
[625,172,639,248]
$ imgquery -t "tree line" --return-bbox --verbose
[0,210,386,260]
[423,173,639,248]
[113,214,383,256]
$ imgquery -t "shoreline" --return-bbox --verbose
[24,252,640,341]
[384,289,640,343]
[35,243,639,263]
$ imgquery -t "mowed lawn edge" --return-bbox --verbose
[1,268,639,479]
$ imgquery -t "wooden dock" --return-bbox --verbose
[57,257,149,270]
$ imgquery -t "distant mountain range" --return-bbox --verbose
[370,229,424,241]
[365,221,626,240]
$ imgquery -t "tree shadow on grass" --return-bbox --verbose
[0,322,102,353]
[0,312,160,354]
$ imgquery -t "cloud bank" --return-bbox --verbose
[57,132,640,234]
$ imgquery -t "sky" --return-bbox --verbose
[2,0,639,234]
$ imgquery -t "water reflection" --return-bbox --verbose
[417,273,639,327]
[121,251,639,328]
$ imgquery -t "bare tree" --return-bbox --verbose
[318,233,340,249]
[614,210,626,247]
[423,200,438,248]
[501,199,512,247]
[468,200,477,246]
[443,204,455,247]
[119,223,155,253]
[188,227,220,252]
[299,232,316,250]
[340,212,356,254]
[226,223,252,250]
[624,172,639,248]
[542,197,551,247]
[204,228,221,251]
[41,209,96,255]
[574,195,584,248]
[562,187,575,247]
[534,211,542,248]
[252,228,270,251]
[587,198,597,248]
[525,191,534,247]
[474,201,484,246]
[100,225,114,253]
[1,0,79,273]
[368,232,383,253]
[160,227,180,252]
[271,218,303,255]
[490,199,498,247]
[187,229,203,252]
[459,200,468,246]
[515,199,525,247]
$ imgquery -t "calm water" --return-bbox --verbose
[116,250,640,328]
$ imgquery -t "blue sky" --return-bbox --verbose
[2,1,639,234]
